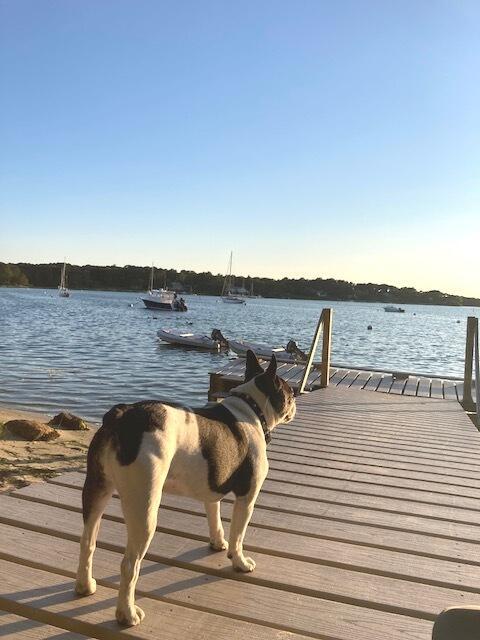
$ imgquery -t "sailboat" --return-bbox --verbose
[142,265,187,311]
[247,279,262,299]
[58,261,70,297]
[221,252,246,304]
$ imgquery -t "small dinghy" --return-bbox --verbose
[157,328,228,351]
[228,338,309,364]
[384,305,405,313]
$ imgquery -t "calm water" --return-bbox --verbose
[0,287,477,422]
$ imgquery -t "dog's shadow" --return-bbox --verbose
[107,546,229,599]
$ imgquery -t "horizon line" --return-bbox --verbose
[5,259,480,301]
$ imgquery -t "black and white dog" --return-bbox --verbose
[75,350,296,626]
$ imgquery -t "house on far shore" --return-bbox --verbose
[170,281,192,294]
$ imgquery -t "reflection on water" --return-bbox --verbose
[0,288,477,422]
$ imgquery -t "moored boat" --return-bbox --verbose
[222,292,246,304]
[58,260,70,297]
[246,280,262,298]
[229,338,310,364]
[157,328,228,351]
[221,252,246,304]
[143,290,187,311]
[384,305,405,313]
[142,265,187,311]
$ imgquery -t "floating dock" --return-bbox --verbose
[1,386,479,639]
[209,358,470,403]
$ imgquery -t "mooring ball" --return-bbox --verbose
[367,325,372,330]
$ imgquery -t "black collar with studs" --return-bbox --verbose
[231,392,271,444]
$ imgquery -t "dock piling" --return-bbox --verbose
[463,316,479,423]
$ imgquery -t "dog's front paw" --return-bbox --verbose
[209,537,228,552]
[75,577,97,596]
[116,605,145,627]
[231,554,256,572]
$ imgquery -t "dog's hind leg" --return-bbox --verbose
[205,501,227,551]
[115,456,169,627]
[75,465,114,596]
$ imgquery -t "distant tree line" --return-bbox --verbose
[0,262,478,306]
[0,263,29,287]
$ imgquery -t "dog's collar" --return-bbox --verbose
[231,392,271,444]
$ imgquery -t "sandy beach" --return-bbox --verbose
[0,405,92,493]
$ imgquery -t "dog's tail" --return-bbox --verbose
[102,402,149,466]
[102,403,129,431]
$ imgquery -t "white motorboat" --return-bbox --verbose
[143,290,187,311]
[157,328,228,351]
[221,252,246,304]
[229,339,311,364]
[384,305,405,313]
[58,260,70,297]
[142,265,187,311]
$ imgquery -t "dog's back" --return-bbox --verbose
[85,399,261,505]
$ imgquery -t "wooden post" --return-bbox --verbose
[320,308,332,388]
[463,317,476,411]
[298,308,333,394]
[474,318,480,427]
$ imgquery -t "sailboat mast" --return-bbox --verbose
[149,264,154,291]
[229,251,233,292]
[221,252,232,297]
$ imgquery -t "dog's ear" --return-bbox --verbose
[266,353,277,378]
[245,350,263,381]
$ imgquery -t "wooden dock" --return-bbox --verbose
[1,386,480,639]
[209,358,471,403]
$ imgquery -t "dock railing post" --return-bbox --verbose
[320,308,332,388]
[298,308,333,394]
[463,317,477,412]
[475,319,480,427]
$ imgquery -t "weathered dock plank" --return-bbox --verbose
[0,612,88,639]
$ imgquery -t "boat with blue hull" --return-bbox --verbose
[142,266,187,311]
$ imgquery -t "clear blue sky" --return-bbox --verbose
[1,1,479,296]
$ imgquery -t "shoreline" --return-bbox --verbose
[2,286,479,307]
[0,404,92,493]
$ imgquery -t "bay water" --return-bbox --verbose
[0,287,477,422]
